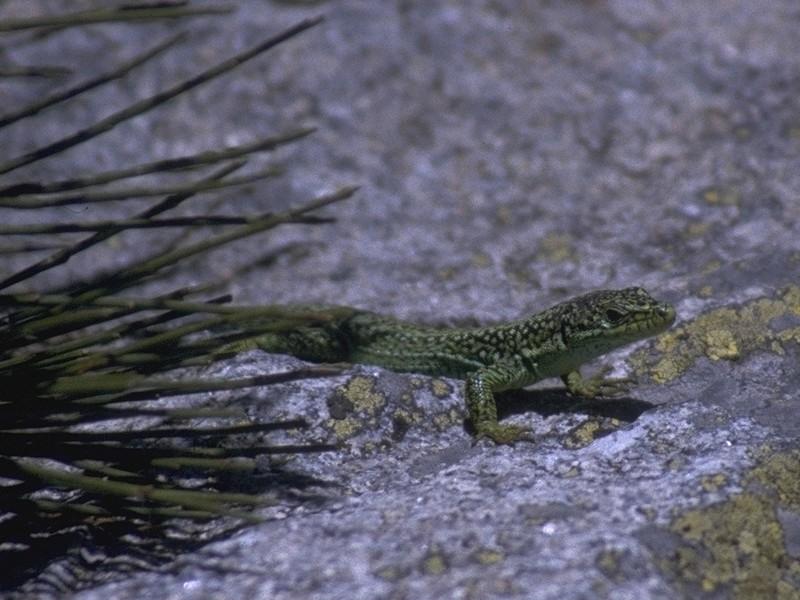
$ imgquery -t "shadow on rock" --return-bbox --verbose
[496,388,656,423]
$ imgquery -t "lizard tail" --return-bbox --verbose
[216,305,360,363]
[250,325,349,363]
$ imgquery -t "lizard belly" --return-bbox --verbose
[536,353,584,379]
[350,347,484,379]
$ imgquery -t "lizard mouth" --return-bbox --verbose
[655,303,677,329]
[625,303,676,336]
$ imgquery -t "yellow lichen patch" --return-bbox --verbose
[633,286,800,384]
[471,251,492,268]
[778,326,800,345]
[661,451,800,598]
[569,419,601,447]
[562,417,622,449]
[430,378,453,399]
[338,375,385,415]
[654,330,681,354]
[329,416,362,439]
[701,186,740,206]
[325,375,387,440]
[473,548,504,566]
[698,285,714,298]
[595,548,629,582]
[539,232,576,263]
[668,494,792,598]
[421,548,449,575]
[703,328,740,360]
[747,450,800,512]
[685,222,710,238]
[374,565,405,582]
[701,258,722,274]
[701,473,727,493]
[432,408,461,432]
[392,408,421,426]
[783,285,800,315]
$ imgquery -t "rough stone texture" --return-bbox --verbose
[2,0,800,598]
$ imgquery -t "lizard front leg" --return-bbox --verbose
[561,367,633,399]
[466,362,536,445]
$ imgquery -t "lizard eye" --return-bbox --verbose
[604,308,625,323]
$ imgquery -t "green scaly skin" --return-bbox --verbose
[236,287,676,444]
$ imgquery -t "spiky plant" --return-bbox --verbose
[0,4,352,592]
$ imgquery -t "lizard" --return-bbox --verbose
[228,287,676,444]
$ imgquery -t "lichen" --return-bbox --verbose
[373,564,407,582]
[473,548,504,565]
[633,285,800,384]
[701,186,740,206]
[668,494,788,597]
[339,375,386,414]
[470,252,492,268]
[562,417,622,449]
[700,473,727,493]
[325,375,386,440]
[432,409,462,432]
[748,450,800,512]
[329,415,362,439]
[595,547,630,583]
[430,378,453,399]
[421,547,449,575]
[539,231,577,263]
[661,451,800,598]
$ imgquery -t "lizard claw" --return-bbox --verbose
[567,365,636,399]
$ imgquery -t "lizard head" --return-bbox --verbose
[559,287,676,355]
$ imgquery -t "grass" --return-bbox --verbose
[0,4,353,591]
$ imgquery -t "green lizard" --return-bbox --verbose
[233,287,675,444]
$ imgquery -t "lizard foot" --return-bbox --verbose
[475,423,535,446]
[565,366,635,399]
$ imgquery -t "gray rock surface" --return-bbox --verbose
[2,1,800,598]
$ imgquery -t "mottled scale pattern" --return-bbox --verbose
[252,287,676,444]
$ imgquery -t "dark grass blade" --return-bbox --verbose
[0,161,245,292]
[1,419,309,441]
[0,33,184,130]
[44,366,345,398]
[0,213,332,234]
[0,165,283,209]
[0,292,353,356]
[0,65,72,78]
[2,185,358,335]
[0,12,354,591]
[0,4,235,32]
[0,127,314,196]
[0,16,324,176]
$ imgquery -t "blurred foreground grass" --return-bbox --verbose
[0,3,353,592]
